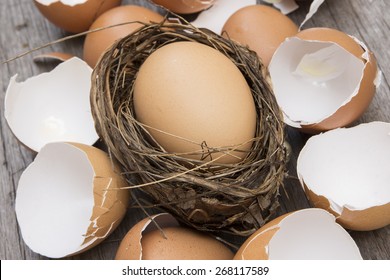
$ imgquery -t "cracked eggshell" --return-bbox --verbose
[222,5,298,66]
[151,0,214,14]
[15,142,129,258]
[297,122,390,231]
[34,0,122,33]
[4,57,99,152]
[269,27,378,133]
[115,213,234,260]
[234,208,362,260]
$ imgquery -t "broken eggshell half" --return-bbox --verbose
[15,142,129,258]
[4,57,99,152]
[269,27,379,134]
[115,213,234,260]
[234,208,362,260]
[297,122,390,231]
[34,0,122,33]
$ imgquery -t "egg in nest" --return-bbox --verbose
[133,41,257,165]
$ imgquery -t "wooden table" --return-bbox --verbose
[1,0,389,260]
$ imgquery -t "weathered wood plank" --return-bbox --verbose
[1,0,389,260]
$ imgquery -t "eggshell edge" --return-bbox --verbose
[4,57,99,152]
[65,142,129,256]
[299,50,377,134]
[34,0,122,33]
[68,143,129,250]
[300,180,390,231]
[233,213,288,260]
[115,213,180,260]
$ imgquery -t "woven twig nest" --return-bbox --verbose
[90,19,287,236]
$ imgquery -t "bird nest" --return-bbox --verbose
[90,19,287,237]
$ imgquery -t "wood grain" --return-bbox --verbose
[0,0,389,260]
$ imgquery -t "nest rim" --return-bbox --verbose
[90,18,287,237]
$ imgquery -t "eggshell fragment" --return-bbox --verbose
[83,5,164,67]
[34,0,122,33]
[191,0,256,34]
[222,5,299,66]
[33,52,75,63]
[15,142,129,258]
[299,0,325,29]
[151,0,214,14]
[234,208,362,260]
[297,122,390,231]
[264,0,299,15]
[4,57,99,152]
[115,213,234,260]
[269,28,378,133]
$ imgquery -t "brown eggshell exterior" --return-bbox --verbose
[115,213,180,260]
[234,212,293,260]
[151,0,213,14]
[34,0,122,33]
[133,41,257,164]
[83,5,164,67]
[302,182,390,231]
[116,213,233,260]
[67,143,129,252]
[222,5,298,66]
[295,28,378,134]
[140,227,234,260]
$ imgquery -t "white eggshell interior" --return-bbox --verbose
[272,0,299,15]
[297,122,390,214]
[35,0,87,6]
[15,142,95,258]
[4,57,98,152]
[267,209,362,259]
[269,37,364,127]
[191,0,256,34]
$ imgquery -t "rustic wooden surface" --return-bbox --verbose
[1,0,389,260]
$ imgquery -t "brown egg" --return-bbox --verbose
[222,5,298,66]
[115,213,234,260]
[141,227,234,260]
[34,0,122,33]
[294,28,378,133]
[133,41,257,164]
[151,0,214,14]
[83,5,164,67]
